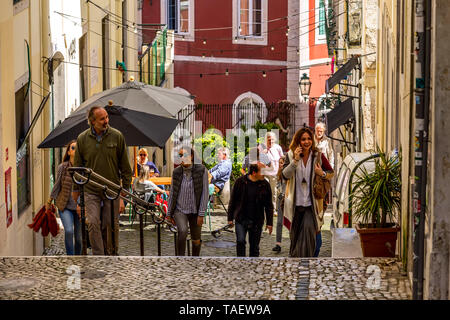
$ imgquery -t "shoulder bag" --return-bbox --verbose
[313,152,331,200]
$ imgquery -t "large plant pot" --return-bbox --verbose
[355,224,400,257]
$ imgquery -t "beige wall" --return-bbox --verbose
[81,0,140,98]
[375,0,450,299]
[330,0,377,161]
[376,0,413,276]
[424,0,450,300]
[0,0,50,256]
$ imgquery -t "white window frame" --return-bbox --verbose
[162,0,195,41]
[238,0,262,38]
[315,0,327,44]
[232,0,267,46]
[232,92,267,135]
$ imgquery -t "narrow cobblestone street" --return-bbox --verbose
[0,208,412,300]
[42,206,332,258]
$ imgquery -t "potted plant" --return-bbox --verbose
[350,148,401,257]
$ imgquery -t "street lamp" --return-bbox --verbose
[299,73,312,100]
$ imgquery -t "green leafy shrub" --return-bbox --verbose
[350,146,401,228]
[193,122,280,184]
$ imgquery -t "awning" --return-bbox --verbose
[325,98,354,134]
[325,56,359,93]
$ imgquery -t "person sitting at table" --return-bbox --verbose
[136,148,160,177]
[132,165,167,202]
[209,147,232,194]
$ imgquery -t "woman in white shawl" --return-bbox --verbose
[282,127,333,257]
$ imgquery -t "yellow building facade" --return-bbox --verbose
[376,0,450,299]
[0,0,153,256]
[80,0,139,98]
[80,0,175,177]
[0,0,53,256]
[375,0,415,276]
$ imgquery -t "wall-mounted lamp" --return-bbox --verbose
[299,73,312,100]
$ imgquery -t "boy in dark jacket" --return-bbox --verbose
[228,163,273,257]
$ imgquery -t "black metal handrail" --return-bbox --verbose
[68,167,177,256]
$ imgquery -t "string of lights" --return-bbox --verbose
[86,0,344,34]
[54,12,140,52]
[56,3,341,44]
[168,11,345,54]
[50,52,375,79]
[55,9,344,57]
[51,1,357,78]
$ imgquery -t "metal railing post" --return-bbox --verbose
[139,213,144,256]
[157,223,161,256]
[174,232,178,255]
[80,185,87,255]
[110,200,116,255]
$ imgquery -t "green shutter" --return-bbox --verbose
[319,0,325,35]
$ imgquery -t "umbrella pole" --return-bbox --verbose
[80,186,88,255]
[134,147,138,177]
[139,213,144,256]
[157,223,161,256]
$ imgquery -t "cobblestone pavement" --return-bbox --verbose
[43,206,332,258]
[0,207,412,300]
[0,256,410,300]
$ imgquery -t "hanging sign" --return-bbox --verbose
[5,167,12,228]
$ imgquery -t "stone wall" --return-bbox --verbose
[360,0,378,151]
[426,0,450,300]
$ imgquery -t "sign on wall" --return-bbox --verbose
[5,167,12,228]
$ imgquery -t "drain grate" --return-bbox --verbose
[0,278,37,291]
[295,260,310,300]
[204,240,236,248]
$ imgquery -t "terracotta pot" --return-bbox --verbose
[355,224,400,257]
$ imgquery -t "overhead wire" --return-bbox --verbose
[31,80,50,92]
[83,0,344,44]
[51,0,357,78]
[172,11,345,54]
[86,0,345,33]
[51,52,375,78]
[55,9,343,56]
[54,12,140,51]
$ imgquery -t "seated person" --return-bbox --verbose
[136,148,160,177]
[132,165,167,202]
[209,147,232,194]
[136,148,165,190]
[240,143,271,175]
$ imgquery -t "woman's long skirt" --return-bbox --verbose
[289,205,317,257]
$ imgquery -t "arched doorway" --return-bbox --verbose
[232,91,267,133]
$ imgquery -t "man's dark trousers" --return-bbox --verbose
[235,219,263,257]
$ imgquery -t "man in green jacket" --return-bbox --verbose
[72,106,132,255]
